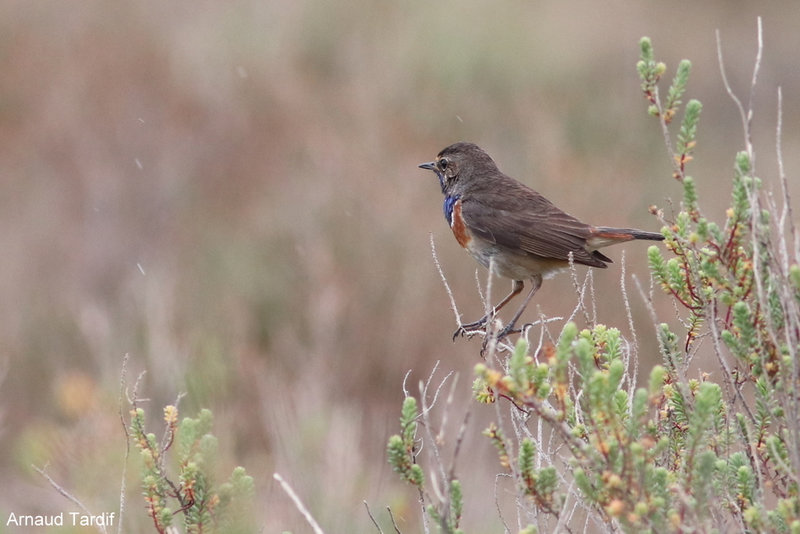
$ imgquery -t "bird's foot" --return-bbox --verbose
[452,316,488,341]
[495,323,521,341]
[473,322,522,356]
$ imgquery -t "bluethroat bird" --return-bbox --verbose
[419,142,664,340]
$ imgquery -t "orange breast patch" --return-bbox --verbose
[451,199,472,247]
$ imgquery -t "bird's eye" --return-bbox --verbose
[439,158,449,170]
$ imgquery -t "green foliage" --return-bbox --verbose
[483,422,510,470]
[637,37,667,118]
[665,60,692,120]
[389,33,800,534]
[448,480,464,533]
[509,338,533,392]
[637,37,701,181]
[677,100,702,164]
[635,33,799,533]
[386,397,424,487]
[128,404,255,534]
[518,438,559,514]
[386,394,465,532]
[401,396,419,443]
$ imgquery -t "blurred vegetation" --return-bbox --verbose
[129,400,255,533]
[0,1,798,532]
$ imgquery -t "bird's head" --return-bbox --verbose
[418,142,498,195]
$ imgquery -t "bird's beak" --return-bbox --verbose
[418,161,437,171]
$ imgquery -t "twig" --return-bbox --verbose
[493,473,513,534]
[386,506,403,534]
[273,473,325,534]
[587,269,597,325]
[716,17,763,167]
[566,253,591,326]
[775,86,799,268]
[430,233,462,325]
[418,362,453,421]
[632,274,659,333]
[117,353,131,534]
[447,410,471,483]
[474,268,487,312]
[363,501,385,534]
[127,370,148,407]
[619,252,637,352]
[401,369,412,399]
[775,84,800,492]
[619,252,639,403]
[418,367,451,506]
[485,257,496,328]
[33,465,107,534]
[746,17,764,162]
[707,299,756,426]
[437,370,459,446]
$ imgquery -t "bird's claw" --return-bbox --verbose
[452,325,479,341]
[454,317,523,356]
[496,324,522,341]
[452,317,488,341]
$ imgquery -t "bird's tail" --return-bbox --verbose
[587,226,664,249]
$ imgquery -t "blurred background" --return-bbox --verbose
[1,1,798,532]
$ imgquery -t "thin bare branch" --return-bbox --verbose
[632,274,659,333]
[34,465,107,534]
[484,257,497,332]
[566,252,591,326]
[401,369,412,399]
[493,473,513,534]
[474,268,487,312]
[447,409,471,482]
[746,17,764,158]
[716,17,763,166]
[619,252,639,401]
[707,299,756,426]
[435,370,459,454]
[117,353,131,534]
[419,363,453,421]
[775,87,799,267]
[273,473,325,534]
[386,506,403,534]
[418,366,450,505]
[430,233,462,325]
[363,501,385,534]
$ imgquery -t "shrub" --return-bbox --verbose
[388,22,799,534]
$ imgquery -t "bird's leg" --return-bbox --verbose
[453,279,524,340]
[495,275,542,340]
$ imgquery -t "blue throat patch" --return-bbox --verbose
[443,194,459,225]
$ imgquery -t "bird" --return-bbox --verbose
[418,142,664,341]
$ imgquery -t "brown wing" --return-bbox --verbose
[460,181,610,268]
